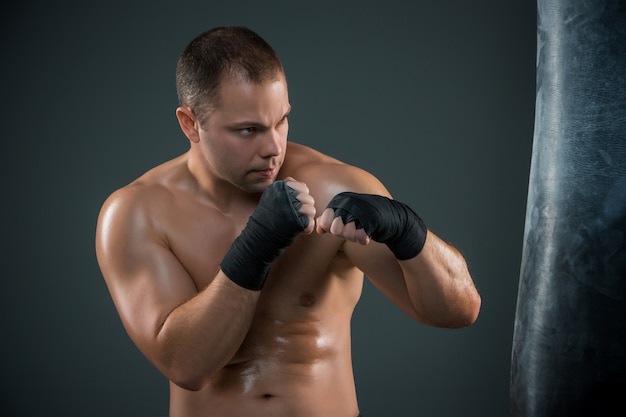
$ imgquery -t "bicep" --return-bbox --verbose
[95,196,198,355]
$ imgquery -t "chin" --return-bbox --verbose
[241,179,275,194]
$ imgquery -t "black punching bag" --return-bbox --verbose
[510,1,626,416]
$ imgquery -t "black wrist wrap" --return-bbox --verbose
[326,192,427,260]
[220,181,308,290]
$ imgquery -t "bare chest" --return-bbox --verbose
[161,201,246,290]
[160,199,360,300]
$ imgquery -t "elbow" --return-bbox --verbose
[469,294,481,325]
[456,308,480,329]
[447,269,482,328]
[158,351,216,392]
[433,310,479,329]
[166,363,215,391]
[420,292,481,329]
[170,373,207,392]
[155,329,217,392]
[450,292,481,329]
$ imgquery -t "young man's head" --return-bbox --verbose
[175,27,290,194]
[176,26,285,127]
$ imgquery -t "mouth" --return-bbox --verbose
[251,167,278,179]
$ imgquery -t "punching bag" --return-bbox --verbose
[510,1,626,416]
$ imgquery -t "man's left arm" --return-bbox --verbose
[316,189,481,328]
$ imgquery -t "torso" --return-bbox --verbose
[139,143,366,417]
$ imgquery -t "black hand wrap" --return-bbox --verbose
[220,181,309,290]
[326,192,427,260]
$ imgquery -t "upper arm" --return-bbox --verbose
[95,187,198,360]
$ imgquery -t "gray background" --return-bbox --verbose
[1,0,535,416]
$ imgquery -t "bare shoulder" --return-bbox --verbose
[99,154,188,215]
[96,154,190,259]
[283,142,390,206]
[97,181,170,244]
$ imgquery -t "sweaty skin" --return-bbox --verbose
[95,75,480,417]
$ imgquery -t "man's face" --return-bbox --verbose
[196,73,291,194]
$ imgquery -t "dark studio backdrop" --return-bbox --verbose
[1,1,536,416]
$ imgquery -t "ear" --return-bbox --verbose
[176,106,201,143]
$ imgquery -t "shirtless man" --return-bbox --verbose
[95,26,481,417]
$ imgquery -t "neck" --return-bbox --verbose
[185,150,259,213]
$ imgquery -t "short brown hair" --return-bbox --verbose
[175,26,284,125]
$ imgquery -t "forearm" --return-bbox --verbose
[156,273,260,390]
[401,232,481,328]
[154,180,311,390]
[319,190,480,327]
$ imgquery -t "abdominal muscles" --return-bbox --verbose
[168,311,359,417]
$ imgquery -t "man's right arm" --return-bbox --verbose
[95,179,314,391]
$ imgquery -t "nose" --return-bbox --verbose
[259,127,284,158]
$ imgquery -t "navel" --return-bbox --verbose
[299,293,316,307]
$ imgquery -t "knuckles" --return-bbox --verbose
[315,208,370,245]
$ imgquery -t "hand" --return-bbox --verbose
[283,177,316,235]
[316,192,428,260]
[220,178,316,290]
[316,206,371,245]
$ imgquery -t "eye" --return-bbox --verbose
[239,127,257,136]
